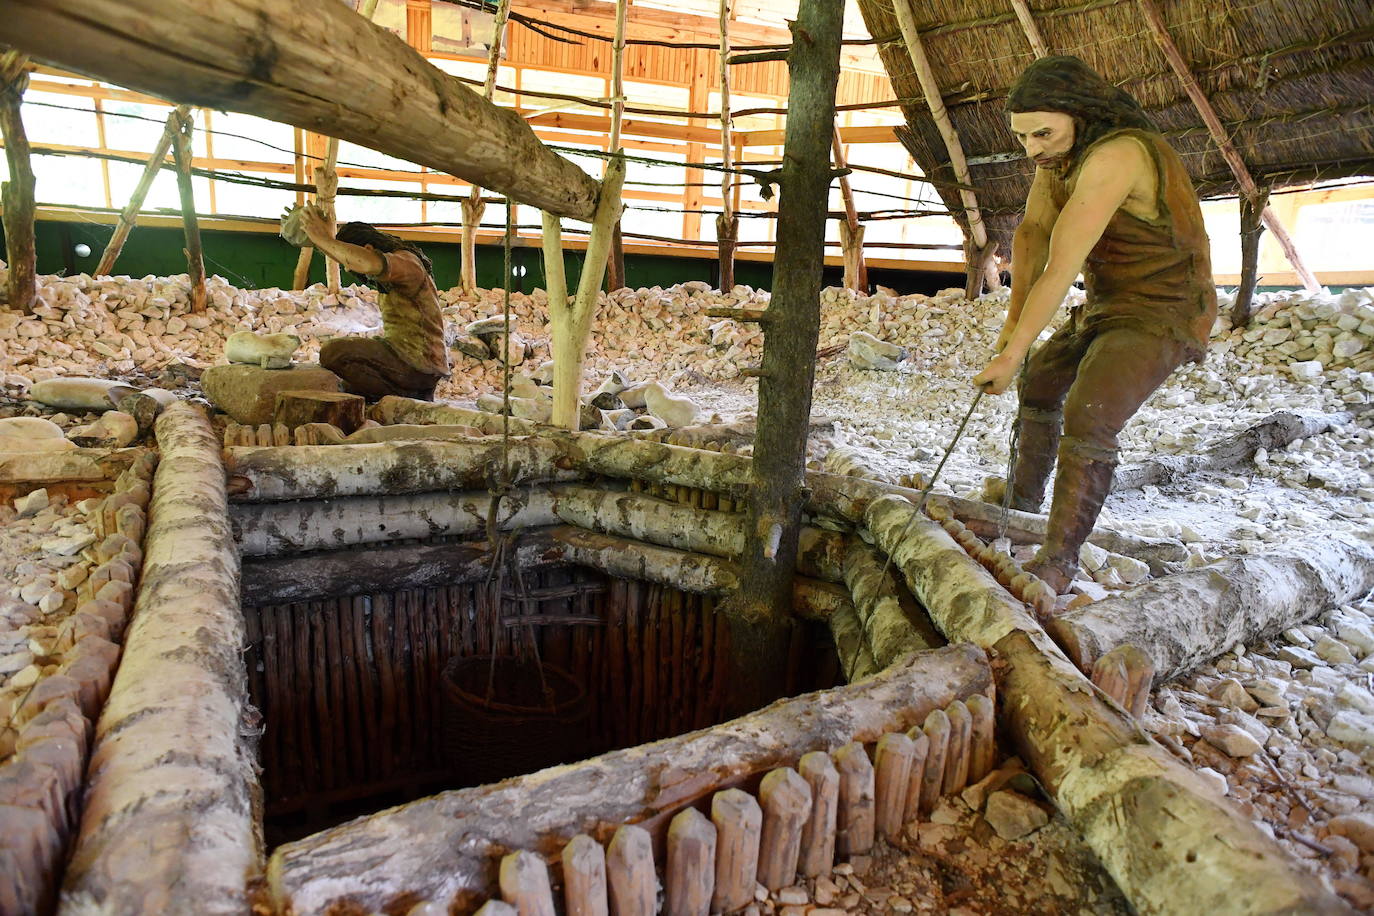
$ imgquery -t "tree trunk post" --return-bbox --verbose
[831,128,867,292]
[716,0,738,293]
[460,0,511,296]
[168,107,207,312]
[1230,187,1268,329]
[730,0,843,716]
[96,104,187,277]
[715,213,739,292]
[316,140,342,290]
[607,223,626,292]
[0,51,37,313]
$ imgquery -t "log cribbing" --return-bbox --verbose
[0,0,601,220]
[266,645,993,914]
[1047,532,1374,682]
[232,486,560,557]
[60,403,261,914]
[843,536,944,668]
[866,495,1353,916]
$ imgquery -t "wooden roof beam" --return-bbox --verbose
[1136,0,1320,291]
[1008,0,1050,58]
[0,0,602,221]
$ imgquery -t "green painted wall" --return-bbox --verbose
[16,218,962,295]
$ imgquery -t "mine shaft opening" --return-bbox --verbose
[241,556,843,847]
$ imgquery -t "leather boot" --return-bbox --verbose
[1025,437,1118,594]
[1008,406,1062,513]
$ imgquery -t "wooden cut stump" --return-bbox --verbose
[274,390,366,433]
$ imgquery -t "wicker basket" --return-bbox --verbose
[441,655,591,787]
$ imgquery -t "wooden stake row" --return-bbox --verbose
[925,502,1055,618]
[408,692,995,915]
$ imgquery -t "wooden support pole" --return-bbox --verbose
[459,0,511,295]
[550,157,625,429]
[873,732,915,839]
[605,0,628,292]
[317,141,342,290]
[167,107,207,312]
[0,51,37,313]
[866,496,1353,914]
[1135,0,1318,292]
[0,0,601,220]
[1008,0,1050,57]
[710,788,762,914]
[756,767,811,891]
[95,104,187,276]
[716,0,738,292]
[797,751,839,878]
[606,825,655,916]
[540,210,569,313]
[1230,187,1268,328]
[562,835,609,916]
[831,128,867,292]
[731,0,844,716]
[665,808,715,916]
[890,0,995,298]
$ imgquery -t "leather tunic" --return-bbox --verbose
[1048,128,1217,360]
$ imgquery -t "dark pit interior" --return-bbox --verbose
[241,557,843,845]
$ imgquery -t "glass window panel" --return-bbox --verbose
[211,173,291,219]
[31,155,103,207]
[1294,199,1374,272]
[22,91,100,147]
[102,100,174,154]
[106,159,180,212]
[335,140,423,173]
[209,112,294,164]
[1201,203,1241,275]
[336,178,424,225]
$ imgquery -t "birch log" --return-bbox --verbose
[266,645,993,915]
[0,0,600,220]
[865,495,1351,916]
[96,105,188,276]
[0,51,37,313]
[843,536,944,668]
[232,486,558,556]
[60,403,261,914]
[1046,532,1374,681]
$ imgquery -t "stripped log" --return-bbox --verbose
[665,808,715,916]
[756,767,810,891]
[828,601,877,682]
[832,742,874,857]
[499,851,556,916]
[562,834,609,916]
[843,536,944,668]
[266,645,992,914]
[873,733,915,839]
[1114,411,1355,492]
[548,484,846,582]
[710,789,761,914]
[866,495,1352,915]
[60,403,260,914]
[797,751,838,879]
[606,825,655,916]
[0,0,600,220]
[232,486,559,557]
[224,437,578,501]
[1047,532,1374,681]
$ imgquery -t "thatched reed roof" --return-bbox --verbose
[855,0,1374,251]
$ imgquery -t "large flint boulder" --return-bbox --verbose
[201,364,342,425]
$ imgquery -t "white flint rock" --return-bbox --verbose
[1327,711,1374,748]
[225,330,301,366]
[983,790,1049,840]
[643,382,699,428]
[29,376,136,410]
[1201,723,1262,757]
[0,417,65,441]
[13,488,48,518]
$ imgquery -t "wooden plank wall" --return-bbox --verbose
[242,566,842,831]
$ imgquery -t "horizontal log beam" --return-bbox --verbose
[231,487,560,556]
[266,644,994,914]
[1046,532,1374,681]
[864,496,1351,916]
[0,0,601,220]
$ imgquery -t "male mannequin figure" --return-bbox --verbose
[282,203,450,400]
[973,56,1217,592]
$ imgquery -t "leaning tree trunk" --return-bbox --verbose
[168,108,207,312]
[0,51,37,313]
[1229,188,1268,329]
[96,104,188,276]
[1046,531,1374,681]
[864,496,1351,916]
[730,0,844,717]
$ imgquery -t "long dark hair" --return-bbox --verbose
[335,221,434,291]
[1005,56,1155,171]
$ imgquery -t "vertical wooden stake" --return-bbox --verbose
[1090,650,1130,711]
[499,850,556,916]
[966,693,997,784]
[873,732,915,839]
[901,731,930,824]
[96,104,188,276]
[731,0,844,716]
[943,699,973,795]
[0,51,37,313]
[757,766,812,891]
[460,0,511,295]
[716,0,738,292]
[833,741,875,857]
[666,807,716,916]
[315,143,342,291]
[797,750,839,878]
[562,834,609,916]
[168,107,207,313]
[711,787,762,913]
[607,824,656,916]
[918,708,950,815]
[1230,188,1268,329]
[831,128,867,292]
